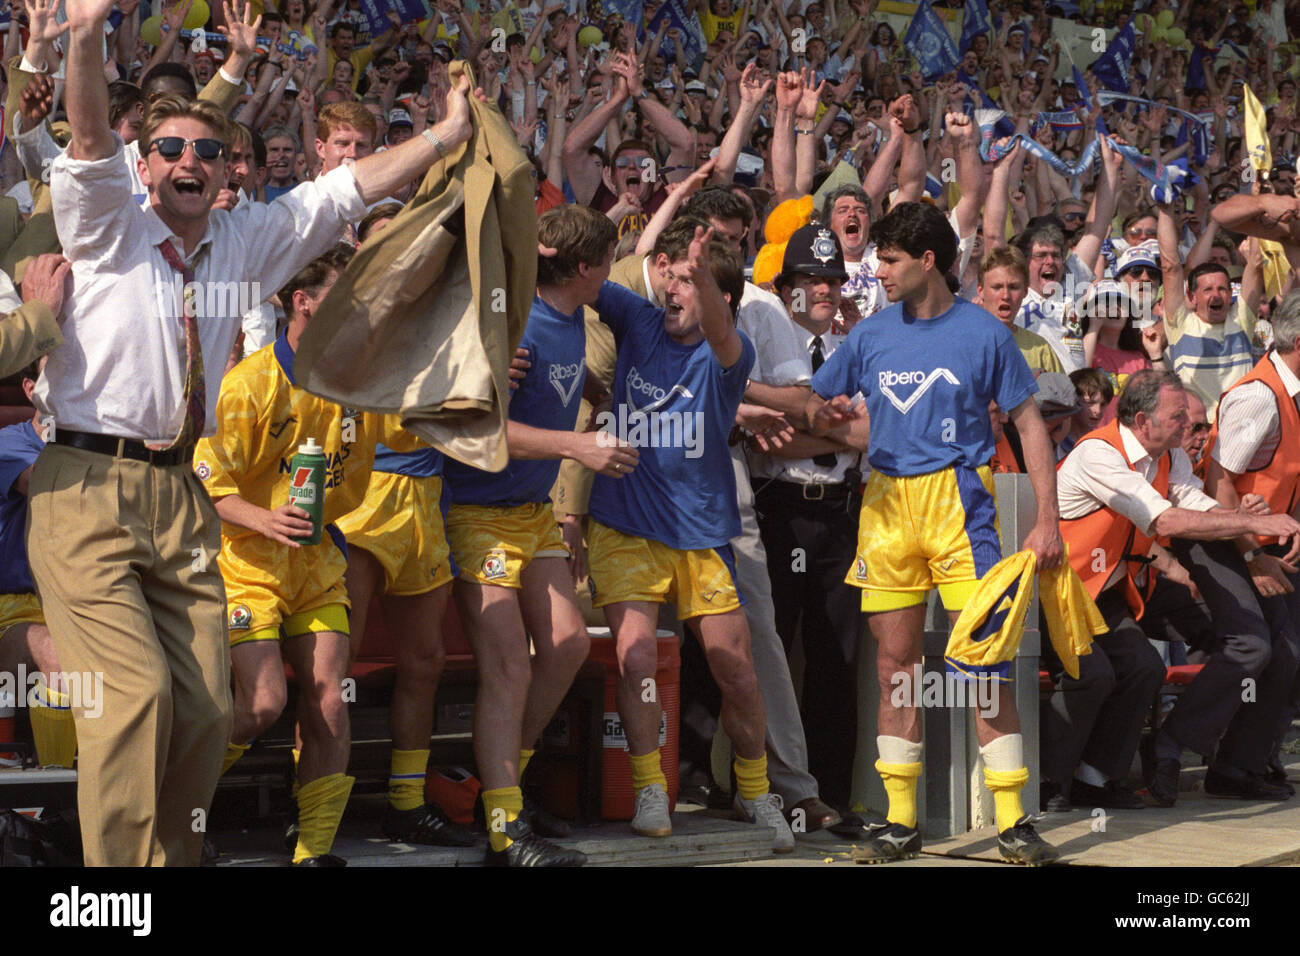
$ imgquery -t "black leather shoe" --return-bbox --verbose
[294,853,347,867]
[1070,779,1145,810]
[483,818,586,867]
[1205,768,1292,801]
[1263,761,1296,795]
[1146,758,1181,807]
[522,794,572,838]
[1041,780,1072,813]
[789,797,842,832]
[384,803,477,846]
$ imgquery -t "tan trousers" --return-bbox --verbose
[27,444,233,866]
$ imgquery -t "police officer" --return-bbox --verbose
[750,224,867,815]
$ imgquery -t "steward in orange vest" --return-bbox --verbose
[1059,419,1171,620]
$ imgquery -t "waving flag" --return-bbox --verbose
[1243,83,1272,173]
[959,0,991,55]
[1089,21,1135,93]
[602,0,646,37]
[904,0,959,82]
[654,0,705,65]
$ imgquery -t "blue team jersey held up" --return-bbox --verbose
[0,421,44,593]
[442,295,587,506]
[588,281,755,551]
[811,298,1037,477]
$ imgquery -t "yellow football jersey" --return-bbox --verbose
[194,336,381,541]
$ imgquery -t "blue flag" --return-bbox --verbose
[904,0,959,82]
[356,0,428,45]
[603,0,645,36]
[655,0,705,66]
[1089,21,1136,93]
[1185,44,1206,92]
[959,0,991,55]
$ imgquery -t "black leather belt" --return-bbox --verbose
[53,428,195,467]
[759,479,857,502]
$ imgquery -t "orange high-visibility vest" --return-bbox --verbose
[1059,419,1171,620]
[1209,353,1300,544]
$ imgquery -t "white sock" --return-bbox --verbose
[979,733,1024,773]
[877,735,923,765]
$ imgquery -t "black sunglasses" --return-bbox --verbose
[150,137,226,161]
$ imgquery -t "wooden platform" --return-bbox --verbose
[214,801,779,867]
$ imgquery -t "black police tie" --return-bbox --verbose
[810,337,837,467]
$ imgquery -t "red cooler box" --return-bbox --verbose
[586,627,680,820]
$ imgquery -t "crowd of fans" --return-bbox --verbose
[3,0,1300,867]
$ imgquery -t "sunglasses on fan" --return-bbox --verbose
[148,137,226,161]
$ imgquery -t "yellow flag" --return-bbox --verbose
[1242,84,1286,299]
[1243,83,1272,173]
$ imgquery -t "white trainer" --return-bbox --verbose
[735,792,796,853]
[630,783,672,837]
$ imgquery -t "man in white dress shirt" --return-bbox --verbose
[27,0,479,866]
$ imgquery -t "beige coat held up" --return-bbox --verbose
[295,61,536,472]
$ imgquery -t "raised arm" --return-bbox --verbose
[347,72,476,203]
[1073,136,1123,274]
[22,0,70,75]
[946,111,986,241]
[562,52,636,205]
[64,0,119,161]
[1157,198,1188,317]
[688,226,745,368]
[982,140,1023,250]
[635,158,716,255]
[891,94,927,204]
[771,70,801,202]
[144,0,195,73]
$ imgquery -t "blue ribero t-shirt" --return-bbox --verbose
[811,297,1037,477]
[588,281,755,550]
[442,294,586,506]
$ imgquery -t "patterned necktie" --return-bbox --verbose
[810,337,837,467]
[156,240,206,450]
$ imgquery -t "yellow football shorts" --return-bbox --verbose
[851,464,1003,613]
[0,592,43,635]
[445,501,568,589]
[586,520,745,619]
[221,531,351,647]
[334,472,454,597]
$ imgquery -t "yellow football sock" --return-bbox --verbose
[29,686,76,768]
[291,748,301,799]
[220,742,250,777]
[388,749,428,812]
[733,754,769,801]
[519,748,535,780]
[876,760,923,828]
[292,772,355,863]
[628,750,668,794]
[984,767,1030,833]
[481,786,524,853]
